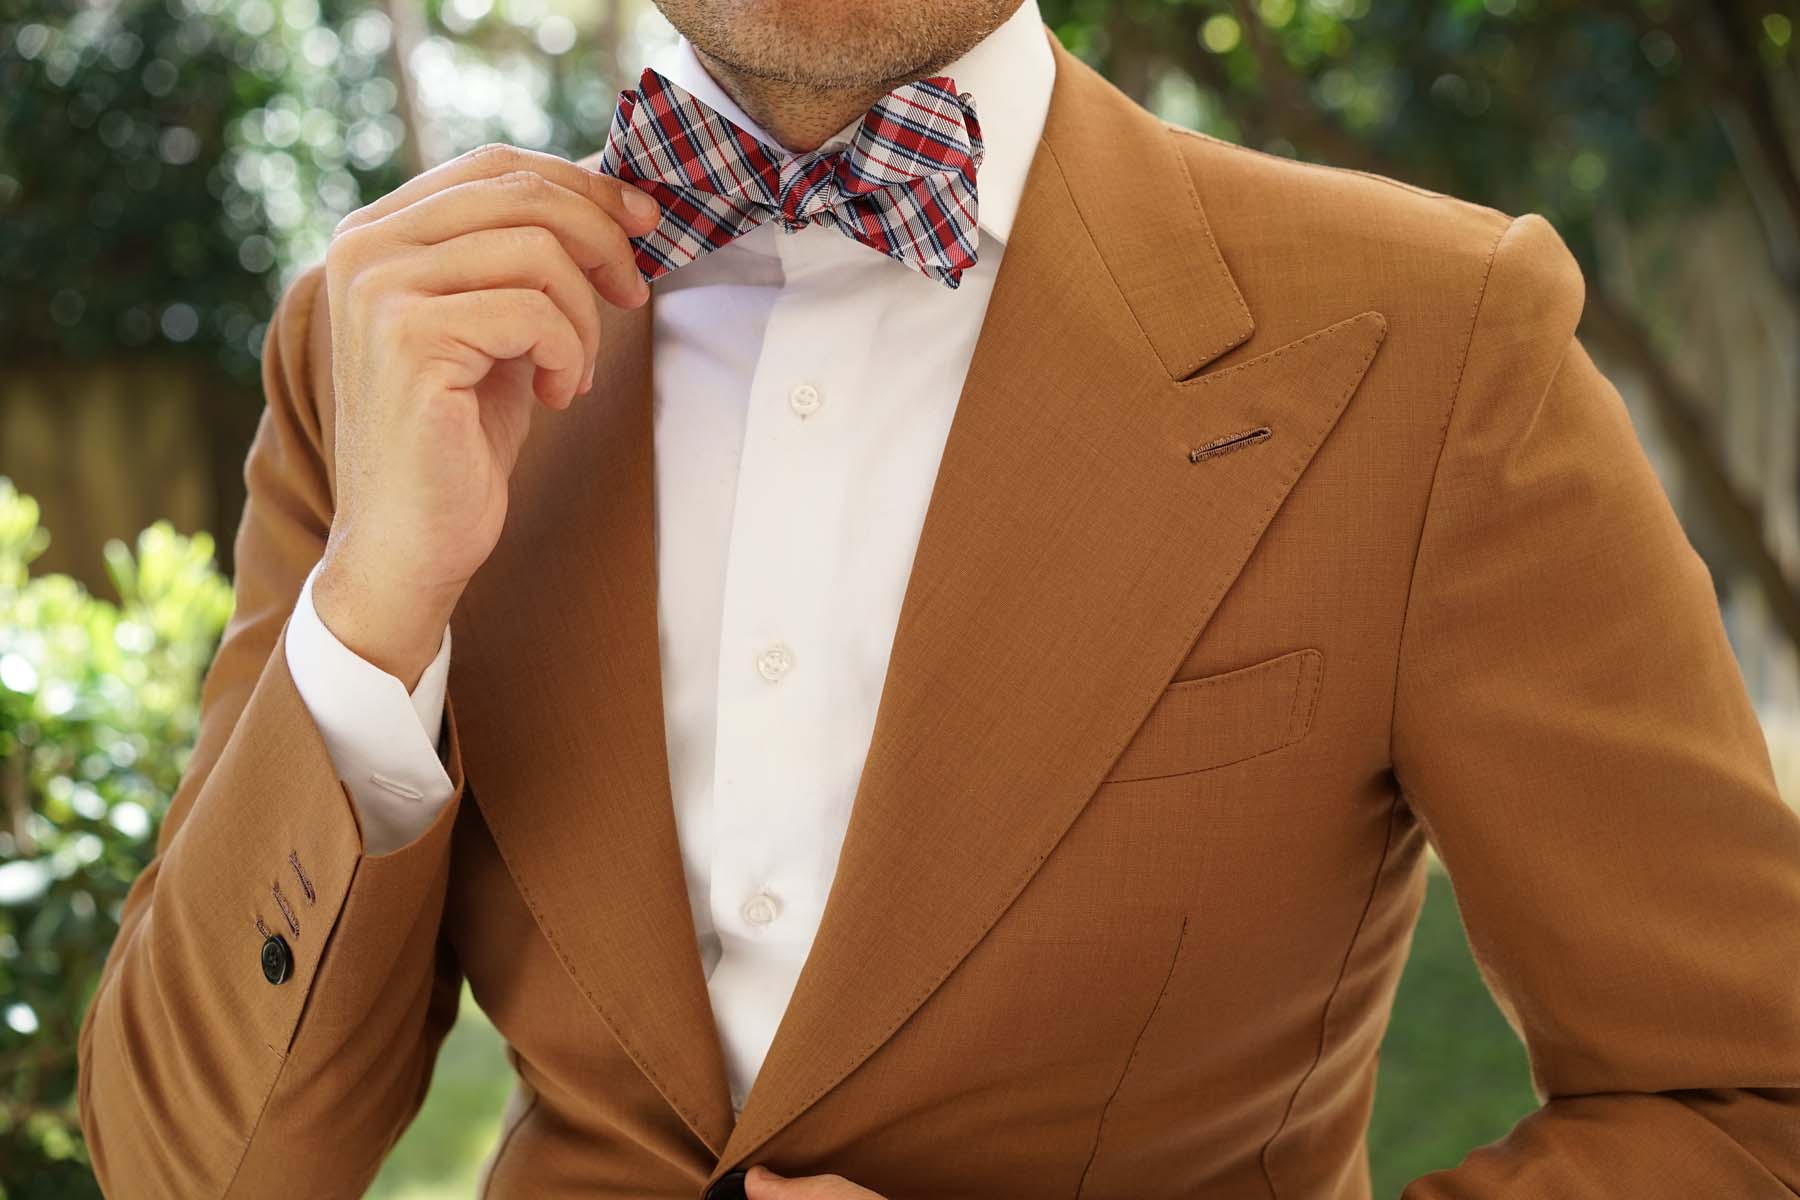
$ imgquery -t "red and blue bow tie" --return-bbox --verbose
[596,67,985,289]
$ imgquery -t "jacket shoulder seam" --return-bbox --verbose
[1385,213,1520,766]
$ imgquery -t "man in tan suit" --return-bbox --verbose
[77,0,1800,1196]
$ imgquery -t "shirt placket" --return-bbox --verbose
[704,229,854,1113]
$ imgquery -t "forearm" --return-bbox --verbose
[1392,213,1800,1197]
[1404,1089,1800,1197]
[77,624,466,1196]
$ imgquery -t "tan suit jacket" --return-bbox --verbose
[78,29,1800,1200]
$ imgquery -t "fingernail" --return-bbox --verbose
[581,361,595,392]
[624,186,659,223]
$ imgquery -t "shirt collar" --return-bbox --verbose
[652,0,1054,245]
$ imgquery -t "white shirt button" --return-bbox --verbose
[755,643,793,681]
[788,382,822,418]
[741,890,781,927]
[730,1087,746,1113]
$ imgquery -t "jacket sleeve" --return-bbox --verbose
[75,263,470,1197]
[1393,213,1800,1197]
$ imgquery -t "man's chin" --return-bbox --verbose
[654,0,987,91]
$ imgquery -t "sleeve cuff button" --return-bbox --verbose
[260,933,293,985]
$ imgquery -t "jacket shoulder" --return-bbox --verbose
[1164,124,1577,371]
[1167,123,1514,258]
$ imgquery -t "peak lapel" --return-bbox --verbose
[714,36,1387,1173]
[449,298,736,1156]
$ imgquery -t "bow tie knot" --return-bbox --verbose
[597,67,985,288]
[773,155,844,233]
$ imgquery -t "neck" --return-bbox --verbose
[689,48,902,153]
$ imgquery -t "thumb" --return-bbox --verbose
[743,1165,792,1197]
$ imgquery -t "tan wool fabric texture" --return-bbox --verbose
[78,27,1800,1200]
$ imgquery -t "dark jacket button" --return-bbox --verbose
[703,1168,747,1200]
[260,933,292,984]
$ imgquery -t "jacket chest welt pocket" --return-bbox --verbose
[1102,647,1325,783]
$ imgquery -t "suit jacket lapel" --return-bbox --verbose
[449,297,738,1157]
[714,36,1388,1173]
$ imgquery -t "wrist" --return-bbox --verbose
[312,549,458,690]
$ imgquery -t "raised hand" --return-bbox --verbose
[311,143,659,685]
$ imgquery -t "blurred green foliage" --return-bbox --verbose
[0,0,639,383]
[0,478,233,1197]
[0,0,412,379]
[1039,0,1778,272]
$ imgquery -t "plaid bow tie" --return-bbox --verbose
[596,67,985,289]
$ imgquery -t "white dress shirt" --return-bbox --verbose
[286,0,1055,1114]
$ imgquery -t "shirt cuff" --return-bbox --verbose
[285,560,455,855]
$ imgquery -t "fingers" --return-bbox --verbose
[374,226,603,382]
[337,141,661,242]
[387,289,588,408]
[329,142,660,310]
[742,1166,882,1199]
[321,142,664,418]
[343,169,650,309]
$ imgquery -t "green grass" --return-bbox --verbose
[1368,867,1538,1192]
[367,986,513,1200]
[370,868,1536,1198]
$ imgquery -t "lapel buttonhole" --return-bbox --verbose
[1189,425,1272,464]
